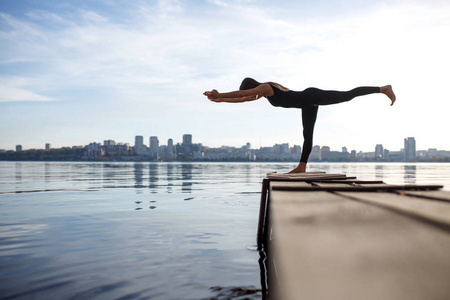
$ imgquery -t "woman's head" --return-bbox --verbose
[239,77,260,90]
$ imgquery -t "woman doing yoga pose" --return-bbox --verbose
[203,78,396,173]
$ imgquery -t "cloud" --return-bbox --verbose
[207,0,229,7]
[0,77,54,102]
[1,0,450,149]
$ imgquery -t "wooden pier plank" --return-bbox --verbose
[337,191,450,227]
[270,181,313,189]
[270,184,443,192]
[403,190,450,202]
[269,189,450,300]
[266,172,348,181]
[312,182,356,188]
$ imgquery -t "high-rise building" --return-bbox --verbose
[375,144,383,158]
[135,136,145,155]
[342,147,348,153]
[135,136,143,147]
[182,134,192,146]
[150,136,159,153]
[404,137,416,161]
[167,139,174,156]
[15,145,22,152]
[45,143,51,150]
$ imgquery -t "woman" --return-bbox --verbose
[203,78,396,173]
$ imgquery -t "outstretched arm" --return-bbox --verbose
[207,94,263,103]
[203,84,272,103]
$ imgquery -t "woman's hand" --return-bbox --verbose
[203,90,219,100]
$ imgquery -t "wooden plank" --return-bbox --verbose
[271,184,443,192]
[313,182,355,188]
[312,179,384,184]
[337,191,450,227]
[267,171,326,177]
[403,190,450,203]
[267,172,347,181]
[270,181,313,190]
[358,183,390,187]
[269,190,450,300]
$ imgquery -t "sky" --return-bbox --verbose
[1,0,449,152]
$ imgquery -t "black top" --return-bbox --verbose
[267,84,318,163]
[268,85,307,109]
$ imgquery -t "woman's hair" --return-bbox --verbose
[239,77,260,90]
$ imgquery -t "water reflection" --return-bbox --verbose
[375,165,384,180]
[14,162,22,192]
[403,165,417,185]
[149,163,158,192]
[181,163,193,193]
[134,163,144,192]
[44,162,51,184]
[167,163,174,193]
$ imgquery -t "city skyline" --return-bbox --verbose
[1,1,450,152]
[5,134,450,163]
[7,134,450,155]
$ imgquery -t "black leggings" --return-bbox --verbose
[301,86,381,106]
[299,86,380,163]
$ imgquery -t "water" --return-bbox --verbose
[1,162,449,299]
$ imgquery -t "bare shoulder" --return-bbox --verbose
[257,83,274,97]
[268,81,290,91]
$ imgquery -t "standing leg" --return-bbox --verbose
[289,106,318,173]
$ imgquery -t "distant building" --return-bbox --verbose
[321,146,330,153]
[45,143,51,150]
[342,147,348,153]
[310,145,321,161]
[375,144,383,158]
[274,143,290,154]
[135,136,143,148]
[321,150,350,161]
[404,137,416,161]
[427,148,438,158]
[383,149,390,160]
[292,145,301,154]
[178,134,193,157]
[133,136,144,155]
[150,136,159,152]
[16,145,22,152]
[149,136,159,160]
[183,134,192,146]
[167,139,174,158]
[104,140,116,146]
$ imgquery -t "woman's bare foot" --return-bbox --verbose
[380,85,396,106]
[288,162,306,173]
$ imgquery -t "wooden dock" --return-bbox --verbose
[257,172,450,300]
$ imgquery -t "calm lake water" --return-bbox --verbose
[1,161,449,299]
